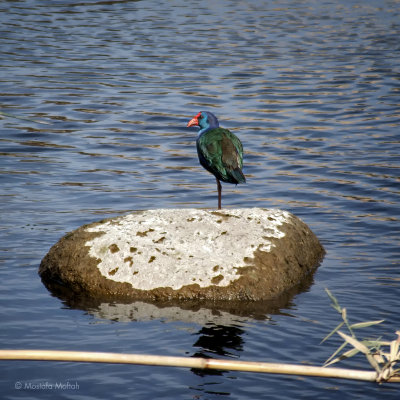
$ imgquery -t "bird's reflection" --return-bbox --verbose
[190,323,245,377]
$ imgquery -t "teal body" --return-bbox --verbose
[196,128,245,184]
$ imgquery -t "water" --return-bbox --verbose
[1,0,399,398]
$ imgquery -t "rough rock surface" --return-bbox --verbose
[39,208,325,301]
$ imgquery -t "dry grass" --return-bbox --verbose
[322,288,400,382]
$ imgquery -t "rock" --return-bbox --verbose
[39,208,325,301]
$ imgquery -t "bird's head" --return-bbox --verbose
[187,111,219,135]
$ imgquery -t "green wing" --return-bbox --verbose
[197,128,245,184]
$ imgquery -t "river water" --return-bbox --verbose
[1,0,399,398]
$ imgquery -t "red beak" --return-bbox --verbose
[187,116,199,128]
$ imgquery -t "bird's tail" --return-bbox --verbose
[231,168,246,184]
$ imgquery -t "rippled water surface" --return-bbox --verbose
[1,0,399,399]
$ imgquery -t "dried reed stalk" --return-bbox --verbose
[1,349,399,382]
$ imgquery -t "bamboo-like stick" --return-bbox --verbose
[1,349,399,382]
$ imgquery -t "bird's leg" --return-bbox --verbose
[216,178,222,210]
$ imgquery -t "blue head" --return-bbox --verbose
[187,111,220,135]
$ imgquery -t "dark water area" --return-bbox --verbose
[1,0,399,398]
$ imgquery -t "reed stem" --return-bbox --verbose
[1,349,399,382]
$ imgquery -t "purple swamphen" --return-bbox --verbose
[187,111,245,209]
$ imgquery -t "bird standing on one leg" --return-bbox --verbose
[187,111,246,209]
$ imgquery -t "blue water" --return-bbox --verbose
[1,0,399,398]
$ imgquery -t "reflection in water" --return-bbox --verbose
[42,272,315,393]
[42,272,314,323]
[193,325,245,358]
[191,324,245,379]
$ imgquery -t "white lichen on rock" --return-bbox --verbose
[85,208,290,291]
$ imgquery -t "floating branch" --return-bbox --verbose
[0,349,399,383]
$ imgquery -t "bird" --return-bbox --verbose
[187,111,245,209]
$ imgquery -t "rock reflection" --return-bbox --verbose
[44,273,314,324]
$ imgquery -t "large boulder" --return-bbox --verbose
[39,208,324,301]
